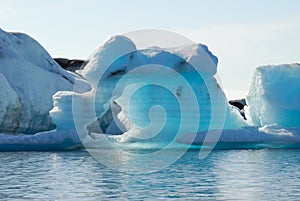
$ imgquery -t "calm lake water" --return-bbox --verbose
[0,149,299,200]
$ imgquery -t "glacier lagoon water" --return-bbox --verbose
[0,149,299,200]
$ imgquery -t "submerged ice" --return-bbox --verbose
[0,29,299,150]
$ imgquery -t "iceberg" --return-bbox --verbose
[179,64,300,148]
[0,29,299,151]
[246,64,300,128]
[0,29,90,134]
[51,34,246,149]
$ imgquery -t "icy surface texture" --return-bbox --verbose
[246,64,300,128]
[177,125,300,148]
[2,31,299,150]
[0,29,90,134]
[52,35,245,146]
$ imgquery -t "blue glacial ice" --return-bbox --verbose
[0,30,299,150]
[246,64,300,128]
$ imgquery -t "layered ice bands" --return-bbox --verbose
[247,64,300,128]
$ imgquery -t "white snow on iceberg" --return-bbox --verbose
[177,125,300,149]
[0,30,299,151]
[0,28,90,134]
[51,34,246,148]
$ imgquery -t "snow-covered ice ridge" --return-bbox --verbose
[0,29,90,146]
[0,29,299,150]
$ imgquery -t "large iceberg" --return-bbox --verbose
[0,29,299,151]
[0,29,90,134]
[50,35,246,149]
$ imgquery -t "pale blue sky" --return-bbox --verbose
[1,0,300,98]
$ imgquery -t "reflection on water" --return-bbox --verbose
[0,149,299,200]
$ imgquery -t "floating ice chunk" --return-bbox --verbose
[246,64,300,128]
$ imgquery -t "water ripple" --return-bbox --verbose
[0,149,299,200]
